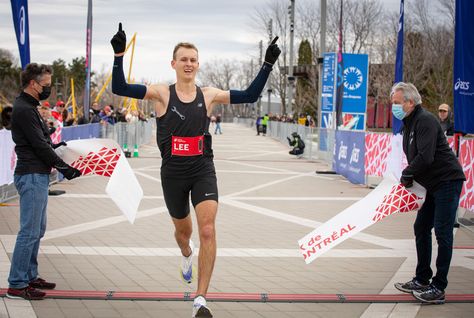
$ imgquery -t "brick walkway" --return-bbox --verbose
[1,123,473,317]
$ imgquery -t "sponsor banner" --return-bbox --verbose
[298,174,426,264]
[321,52,337,113]
[338,53,369,131]
[0,129,16,186]
[56,139,143,224]
[334,130,365,184]
[454,0,474,133]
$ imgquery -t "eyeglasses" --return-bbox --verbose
[438,110,447,113]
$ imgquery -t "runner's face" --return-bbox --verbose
[172,48,199,79]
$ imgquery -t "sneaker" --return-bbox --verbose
[6,286,46,300]
[181,240,195,284]
[394,278,429,293]
[29,278,56,290]
[412,284,445,304]
[192,296,213,318]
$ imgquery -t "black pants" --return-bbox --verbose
[414,180,463,291]
[289,148,304,156]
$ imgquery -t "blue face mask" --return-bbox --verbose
[392,103,407,120]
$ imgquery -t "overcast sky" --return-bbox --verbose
[0,0,401,83]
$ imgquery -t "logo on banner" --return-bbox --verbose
[455,78,470,91]
[349,144,360,164]
[71,147,120,177]
[338,141,347,160]
[19,6,26,45]
[343,66,363,91]
[372,184,423,222]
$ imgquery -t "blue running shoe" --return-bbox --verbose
[181,240,195,284]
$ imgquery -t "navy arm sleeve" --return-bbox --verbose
[112,56,147,99]
[230,63,273,104]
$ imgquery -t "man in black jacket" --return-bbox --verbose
[391,82,465,304]
[6,63,81,301]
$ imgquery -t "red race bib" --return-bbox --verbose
[171,136,204,156]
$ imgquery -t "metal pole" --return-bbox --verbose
[258,40,263,116]
[267,19,273,115]
[287,0,296,115]
[318,0,327,128]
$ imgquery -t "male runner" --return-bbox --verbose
[110,23,280,318]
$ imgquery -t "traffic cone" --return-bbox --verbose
[133,144,139,157]
[123,143,128,152]
[123,143,131,158]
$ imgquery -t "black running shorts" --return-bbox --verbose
[161,174,218,219]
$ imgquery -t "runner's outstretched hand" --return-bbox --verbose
[111,23,126,54]
[264,36,281,65]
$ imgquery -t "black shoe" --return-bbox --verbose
[29,277,56,290]
[412,284,445,304]
[394,278,429,293]
[6,286,46,300]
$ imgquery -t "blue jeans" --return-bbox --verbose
[414,179,463,291]
[214,123,222,134]
[8,173,49,289]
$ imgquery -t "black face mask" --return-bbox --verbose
[36,82,51,100]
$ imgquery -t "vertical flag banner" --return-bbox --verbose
[83,0,93,121]
[335,0,344,128]
[321,52,337,130]
[298,174,426,264]
[454,0,474,134]
[392,0,405,134]
[10,0,30,69]
[56,139,143,224]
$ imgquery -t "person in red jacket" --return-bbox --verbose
[51,100,65,124]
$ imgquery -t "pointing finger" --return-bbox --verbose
[119,22,122,32]
[271,36,279,45]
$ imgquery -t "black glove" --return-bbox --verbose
[400,174,414,188]
[110,22,126,54]
[264,36,281,65]
[55,163,81,180]
[52,141,67,149]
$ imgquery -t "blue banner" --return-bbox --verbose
[392,0,404,134]
[61,123,101,141]
[340,53,369,131]
[454,0,474,134]
[10,0,30,69]
[321,52,336,113]
[333,130,366,184]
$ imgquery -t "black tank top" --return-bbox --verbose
[156,84,214,178]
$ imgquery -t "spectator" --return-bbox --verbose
[89,102,102,123]
[51,100,65,124]
[6,63,81,301]
[256,116,262,136]
[391,82,465,304]
[99,105,115,125]
[437,104,454,136]
[214,113,222,134]
[261,113,269,136]
[287,132,305,156]
[62,108,74,127]
[37,105,55,134]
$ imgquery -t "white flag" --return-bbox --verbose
[56,139,143,224]
[298,174,426,264]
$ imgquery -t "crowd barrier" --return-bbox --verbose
[0,120,155,203]
[234,118,474,214]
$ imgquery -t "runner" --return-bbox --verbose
[110,23,280,318]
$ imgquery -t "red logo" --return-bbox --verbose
[71,147,120,177]
[373,184,422,222]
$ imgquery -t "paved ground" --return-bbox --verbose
[0,123,473,318]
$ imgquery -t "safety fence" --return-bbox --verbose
[234,117,474,216]
[0,120,155,203]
